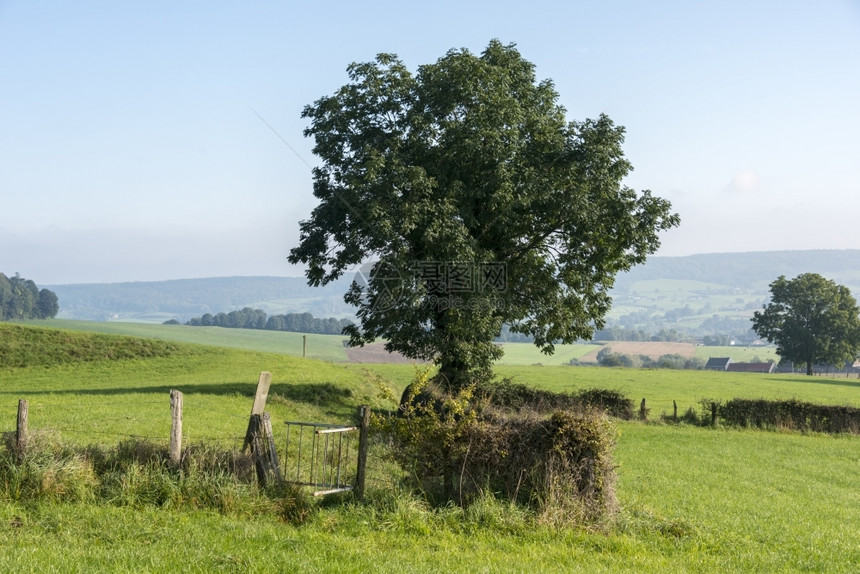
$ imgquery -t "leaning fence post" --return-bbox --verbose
[243,372,273,453]
[249,371,272,416]
[16,399,28,463]
[247,412,281,487]
[169,390,183,467]
[356,405,370,500]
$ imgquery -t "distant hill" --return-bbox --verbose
[612,250,860,293]
[48,276,354,322]
[46,251,860,334]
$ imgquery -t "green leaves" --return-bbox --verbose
[289,40,679,391]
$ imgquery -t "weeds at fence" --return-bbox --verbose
[0,432,315,522]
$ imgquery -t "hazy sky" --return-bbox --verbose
[3,1,859,284]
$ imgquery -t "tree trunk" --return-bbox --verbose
[806,361,813,376]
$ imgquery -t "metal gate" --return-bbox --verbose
[283,420,358,496]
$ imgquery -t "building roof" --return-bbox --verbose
[704,357,732,370]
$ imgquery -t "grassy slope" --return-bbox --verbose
[28,318,780,366]
[35,318,350,361]
[1,322,858,572]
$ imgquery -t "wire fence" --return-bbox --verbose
[5,382,373,496]
[1,396,256,445]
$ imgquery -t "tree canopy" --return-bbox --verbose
[289,40,679,391]
[0,273,59,320]
[751,273,860,375]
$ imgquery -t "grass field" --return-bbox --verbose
[30,319,781,366]
[1,322,858,572]
[36,319,352,362]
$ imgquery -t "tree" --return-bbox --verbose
[36,288,59,319]
[751,273,860,375]
[289,41,679,392]
[0,273,58,320]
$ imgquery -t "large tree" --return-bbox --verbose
[752,273,860,375]
[289,41,679,391]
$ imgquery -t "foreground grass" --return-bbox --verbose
[0,423,856,573]
[614,423,860,571]
[2,322,859,572]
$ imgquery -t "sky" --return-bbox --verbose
[2,0,859,285]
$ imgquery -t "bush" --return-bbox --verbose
[596,348,637,367]
[718,398,860,434]
[377,373,619,524]
[472,378,634,420]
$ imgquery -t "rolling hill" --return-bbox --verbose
[44,250,860,338]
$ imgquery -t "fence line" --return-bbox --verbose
[6,394,255,446]
[8,381,372,496]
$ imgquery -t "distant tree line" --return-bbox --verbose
[593,347,705,370]
[175,308,353,335]
[0,273,59,320]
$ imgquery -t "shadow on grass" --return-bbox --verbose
[0,381,356,408]
[780,375,860,390]
[270,382,354,407]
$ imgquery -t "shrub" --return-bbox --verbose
[377,373,619,524]
[596,348,637,367]
[719,398,860,434]
[697,398,860,434]
[472,378,634,420]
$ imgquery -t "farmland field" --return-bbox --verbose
[1,322,858,572]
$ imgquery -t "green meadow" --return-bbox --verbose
[33,319,781,367]
[0,321,858,572]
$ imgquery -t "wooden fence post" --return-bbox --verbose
[673,400,678,422]
[639,398,648,421]
[244,372,272,452]
[356,405,370,500]
[169,390,183,467]
[302,335,307,358]
[247,412,282,487]
[16,399,28,463]
[250,371,272,416]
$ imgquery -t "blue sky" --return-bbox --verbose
[2,0,859,284]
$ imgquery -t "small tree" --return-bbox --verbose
[289,41,679,392]
[751,273,860,375]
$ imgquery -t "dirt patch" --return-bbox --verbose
[345,341,428,364]
[580,341,696,363]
